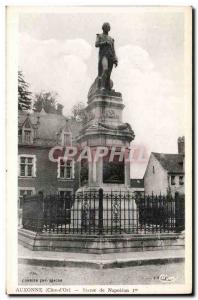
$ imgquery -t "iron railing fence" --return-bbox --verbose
[22,189,185,235]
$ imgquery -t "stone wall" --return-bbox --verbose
[144,154,169,195]
[168,174,185,197]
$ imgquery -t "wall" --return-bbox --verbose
[144,154,169,195]
[168,174,185,196]
[18,145,80,195]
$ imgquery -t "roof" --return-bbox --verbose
[18,111,82,145]
[130,179,144,188]
[152,152,184,174]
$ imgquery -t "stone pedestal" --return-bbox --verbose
[74,90,136,232]
[76,90,135,190]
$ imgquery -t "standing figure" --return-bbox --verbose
[95,22,118,91]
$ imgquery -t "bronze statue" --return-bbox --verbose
[88,22,119,99]
[95,22,118,90]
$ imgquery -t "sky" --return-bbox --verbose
[18,7,186,177]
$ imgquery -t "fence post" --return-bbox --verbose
[98,188,103,235]
[37,191,44,232]
[175,192,185,232]
[22,195,26,228]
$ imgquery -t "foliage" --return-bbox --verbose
[33,91,59,113]
[18,70,32,111]
[71,102,86,121]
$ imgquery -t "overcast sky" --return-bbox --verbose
[18,7,186,177]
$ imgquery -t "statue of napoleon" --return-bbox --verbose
[96,22,118,90]
[88,22,118,98]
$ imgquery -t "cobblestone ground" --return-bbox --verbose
[18,262,184,285]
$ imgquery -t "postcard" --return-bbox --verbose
[6,6,192,295]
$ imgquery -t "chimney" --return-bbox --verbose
[57,104,63,115]
[178,136,185,154]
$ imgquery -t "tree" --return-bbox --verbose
[33,91,59,114]
[18,70,32,111]
[71,102,86,121]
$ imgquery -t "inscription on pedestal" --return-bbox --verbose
[102,109,119,119]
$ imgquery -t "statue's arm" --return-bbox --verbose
[112,39,118,65]
[95,34,107,48]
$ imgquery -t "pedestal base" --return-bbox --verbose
[18,229,185,254]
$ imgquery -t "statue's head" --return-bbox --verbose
[102,22,111,33]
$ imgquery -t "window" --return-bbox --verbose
[18,188,34,208]
[62,133,72,146]
[19,155,36,177]
[171,175,175,185]
[24,130,31,143]
[58,158,74,179]
[152,166,155,174]
[179,176,184,185]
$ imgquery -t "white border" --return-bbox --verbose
[2,2,195,297]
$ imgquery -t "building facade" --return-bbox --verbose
[144,137,185,196]
[18,109,82,223]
